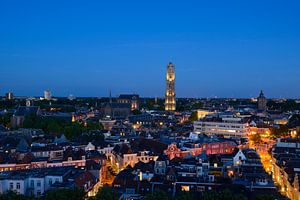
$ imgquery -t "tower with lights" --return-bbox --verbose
[165,62,176,111]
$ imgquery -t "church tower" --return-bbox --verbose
[165,62,176,111]
[257,90,267,111]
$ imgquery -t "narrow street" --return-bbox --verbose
[101,161,117,186]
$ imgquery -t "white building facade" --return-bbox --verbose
[194,114,250,138]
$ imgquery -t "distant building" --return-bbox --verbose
[165,62,176,111]
[257,90,267,111]
[11,106,40,128]
[194,113,250,138]
[101,102,131,119]
[99,116,116,131]
[117,94,140,110]
[5,92,14,100]
[68,94,76,101]
[196,109,215,120]
[26,99,33,107]
[44,90,52,100]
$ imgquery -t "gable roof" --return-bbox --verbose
[16,138,30,152]
[113,143,133,155]
[133,161,155,173]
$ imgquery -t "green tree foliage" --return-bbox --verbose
[0,191,34,200]
[203,189,246,200]
[144,191,171,200]
[142,98,164,110]
[45,188,86,200]
[82,131,105,142]
[92,186,118,200]
[191,102,204,110]
[175,192,195,200]
[0,113,12,128]
[270,126,289,139]
[132,109,142,115]
[267,99,300,111]
[255,194,277,200]
[189,111,198,121]
[0,100,15,109]
[23,114,103,139]
[64,123,83,139]
[85,121,104,131]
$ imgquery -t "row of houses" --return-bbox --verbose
[0,166,99,197]
[272,138,300,200]
[112,146,275,199]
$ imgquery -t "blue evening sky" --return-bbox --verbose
[1,0,300,98]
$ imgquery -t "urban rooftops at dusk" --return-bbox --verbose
[1,1,300,200]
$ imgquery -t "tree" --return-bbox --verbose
[203,189,246,200]
[0,100,15,109]
[45,188,86,200]
[132,109,142,115]
[46,120,63,135]
[0,113,12,128]
[92,186,118,200]
[23,115,103,139]
[144,191,171,200]
[270,126,289,139]
[0,191,34,200]
[189,111,198,121]
[176,192,195,200]
[255,194,277,200]
[64,123,82,139]
[23,114,38,129]
[191,102,203,110]
[85,121,103,132]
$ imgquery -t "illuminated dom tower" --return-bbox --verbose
[165,62,176,111]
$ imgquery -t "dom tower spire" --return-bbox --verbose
[257,90,267,111]
[165,62,176,111]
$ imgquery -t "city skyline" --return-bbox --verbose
[1,1,300,98]
[1,1,300,199]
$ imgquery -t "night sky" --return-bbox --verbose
[1,0,300,98]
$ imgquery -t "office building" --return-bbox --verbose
[44,90,52,100]
[194,113,250,138]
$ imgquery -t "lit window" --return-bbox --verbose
[181,186,189,192]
